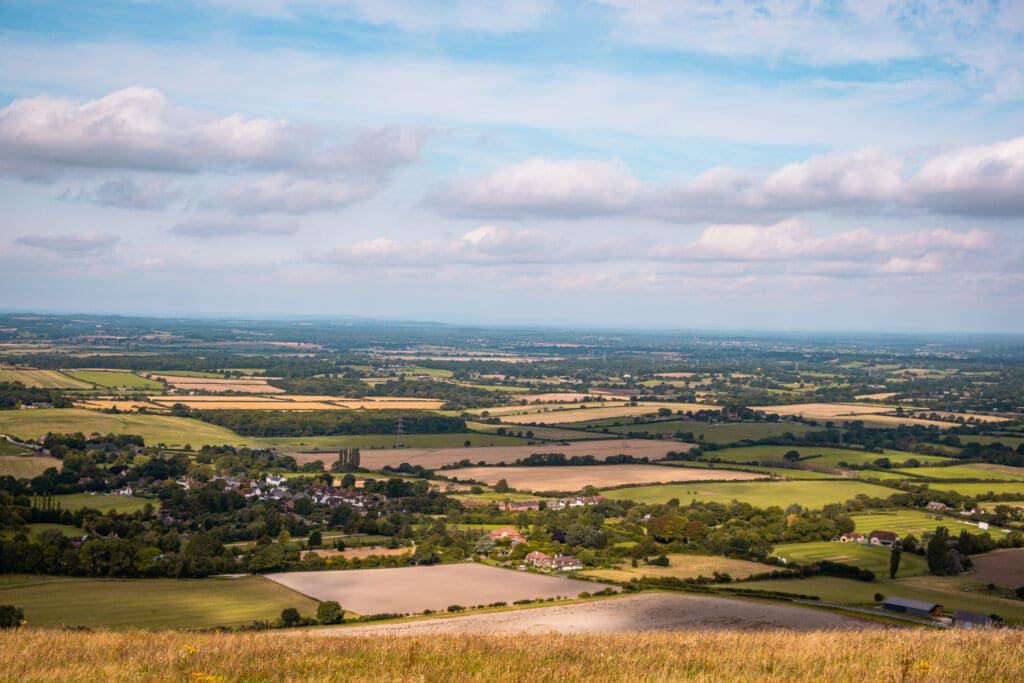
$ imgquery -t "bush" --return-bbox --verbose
[280,608,301,627]
[0,605,24,629]
[1015,586,1024,600]
[647,554,670,567]
[316,601,343,625]
[874,593,884,603]
[307,530,323,548]
[447,605,465,613]
[578,591,591,599]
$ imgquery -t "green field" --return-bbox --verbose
[64,370,163,390]
[725,575,1024,624]
[0,408,243,448]
[922,481,1024,497]
[52,493,158,513]
[0,454,61,478]
[608,421,818,444]
[705,445,950,468]
[893,464,1024,481]
[601,479,893,509]
[0,575,318,629]
[0,439,32,455]
[0,368,91,389]
[0,523,84,540]
[467,422,613,441]
[276,431,531,451]
[772,541,927,578]
[659,460,837,479]
[957,434,1024,449]
[850,509,1009,537]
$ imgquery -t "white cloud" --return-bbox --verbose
[0,88,425,184]
[215,174,377,214]
[428,158,642,218]
[65,177,182,210]
[912,136,1024,216]
[15,230,119,253]
[169,217,300,238]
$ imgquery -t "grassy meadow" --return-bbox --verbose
[771,541,928,578]
[0,575,317,629]
[850,509,1011,537]
[0,454,61,478]
[921,481,1024,497]
[581,554,772,583]
[63,370,164,390]
[606,421,818,444]
[601,479,893,509]
[705,445,950,468]
[1,629,1022,682]
[52,493,157,513]
[659,460,837,479]
[0,368,92,389]
[894,464,1024,481]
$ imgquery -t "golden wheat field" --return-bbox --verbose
[749,403,961,428]
[1,629,1021,682]
[144,374,285,394]
[146,396,445,411]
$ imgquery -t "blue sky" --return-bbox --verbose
[1,1,1022,331]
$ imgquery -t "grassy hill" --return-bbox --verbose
[0,630,1020,681]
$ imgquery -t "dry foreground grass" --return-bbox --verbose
[1,628,1021,682]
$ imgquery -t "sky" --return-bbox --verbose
[1,0,1023,332]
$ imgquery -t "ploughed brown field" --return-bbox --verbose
[442,464,765,492]
[968,548,1024,588]
[310,593,873,636]
[265,564,604,614]
[351,439,697,470]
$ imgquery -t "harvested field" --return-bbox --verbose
[968,548,1024,587]
[603,480,893,509]
[265,563,605,614]
[0,454,62,478]
[315,593,874,635]
[300,546,411,561]
[442,464,765,492]
[514,392,617,402]
[582,554,772,583]
[148,395,445,410]
[0,367,92,389]
[501,404,713,425]
[853,392,899,401]
[75,399,166,412]
[357,439,696,470]
[145,374,285,393]
[655,372,697,378]
[466,422,613,441]
[750,402,960,428]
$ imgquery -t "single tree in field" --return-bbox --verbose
[926,527,950,575]
[889,540,903,579]
[316,601,343,625]
[280,608,301,627]
[307,530,322,548]
[783,450,800,462]
[494,478,510,493]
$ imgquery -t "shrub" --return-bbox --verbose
[874,593,884,603]
[280,608,301,627]
[1015,586,1024,600]
[0,605,24,629]
[316,601,343,625]
[447,605,465,613]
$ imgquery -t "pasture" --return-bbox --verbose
[602,480,893,509]
[357,439,696,470]
[0,454,62,478]
[728,575,1024,624]
[660,460,837,479]
[0,523,84,539]
[958,434,1024,449]
[922,481,1024,497]
[606,420,817,444]
[467,422,613,441]
[0,367,91,389]
[894,463,1024,481]
[53,492,157,513]
[581,554,772,583]
[265,563,605,614]
[850,510,1006,537]
[63,370,163,390]
[705,444,949,468]
[772,541,927,578]
[0,574,317,629]
[0,408,243,448]
[441,464,765,492]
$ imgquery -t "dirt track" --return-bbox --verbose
[308,593,876,635]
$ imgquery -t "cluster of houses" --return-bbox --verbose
[485,527,584,571]
[173,475,377,510]
[497,495,605,512]
[525,551,583,571]
[838,530,899,546]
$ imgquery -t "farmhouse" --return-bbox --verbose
[525,551,583,571]
[548,495,605,510]
[502,500,541,512]
[525,551,550,567]
[953,610,995,629]
[489,527,526,545]
[839,532,865,543]
[925,501,948,511]
[868,530,899,546]
[882,597,943,619]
